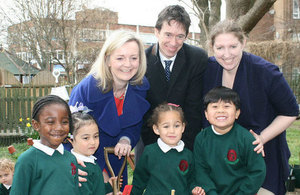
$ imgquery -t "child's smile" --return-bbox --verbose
[153,110,185,147]
[205,100,240,134]
[32,104,70,149]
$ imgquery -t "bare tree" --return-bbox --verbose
[0,0,109,84]
[180,0,277,48]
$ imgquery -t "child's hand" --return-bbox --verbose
[115,139,132,159]
[250,129,265,157]
[192,186,205,195]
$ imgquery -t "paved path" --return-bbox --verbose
[287,188,300,195]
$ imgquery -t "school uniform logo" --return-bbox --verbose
[71,162,76,175]
[179,160,188,173]
[225,149,239,165]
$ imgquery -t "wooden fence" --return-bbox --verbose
[0,86,73,135]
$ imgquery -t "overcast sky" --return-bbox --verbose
[0,0,225,47]
[87,0,210,32]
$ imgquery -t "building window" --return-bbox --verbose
[292,33,300,41]
[56,50,64,61]
[293,0,300,19]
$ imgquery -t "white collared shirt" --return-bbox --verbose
[159,51,177,72]
[71,149,97,164]
[157,138,185,153]
[33,140,64,156]
[3,184,11,190]
[211,125,222,135]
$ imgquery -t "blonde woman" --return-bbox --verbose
[68,30,150,187]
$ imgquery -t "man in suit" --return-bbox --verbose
[135,5,208,162]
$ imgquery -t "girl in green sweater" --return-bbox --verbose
[10,95,80,195]
[132,103,205,195]
[68,110,117,195]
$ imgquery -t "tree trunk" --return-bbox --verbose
[238,0,277,34]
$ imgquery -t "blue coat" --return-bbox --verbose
[68,75,150,185]
[203,52,299,195]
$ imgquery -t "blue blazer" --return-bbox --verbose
[69,75,150,184]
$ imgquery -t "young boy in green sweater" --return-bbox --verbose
[132,103,205,195]
[0,158,14,195]
[193,86,266,195]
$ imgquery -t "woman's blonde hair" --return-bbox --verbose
[88,30,147,93]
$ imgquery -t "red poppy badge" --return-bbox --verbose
[227,149,237,162]
[71,162,77,175]
[179,160,188,172]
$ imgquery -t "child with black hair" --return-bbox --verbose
[0,158,14,195]
[68,111,118,195]
[131,103,205,195]
[10,95,80,195]
[193,86,266,195]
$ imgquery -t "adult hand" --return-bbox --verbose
[114,138,132,159]
[77,158,87,187]
[250,129,265,157]
[192,186,206,195]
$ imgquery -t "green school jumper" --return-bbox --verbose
[10,147,80,195]
[194,123,266,195]
[71,151,113,195]
[0,184,10,195]
[78,162,107,195]
[131,142,194,195]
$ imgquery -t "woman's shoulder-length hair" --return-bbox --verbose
[88,30,147,93]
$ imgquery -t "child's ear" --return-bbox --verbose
[182,122,186,133]
[204,110,208,120]
[235,109,241,119]
[31,119,40,132]
[153,125,160,135]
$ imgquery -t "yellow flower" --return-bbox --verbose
[26,118,30,121]
[26,123,31,127]
[19,118,23,122]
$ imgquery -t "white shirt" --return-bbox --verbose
[71,149,97,164]
[33,140,64,156]
[3,184,11,190]
[211,125,222,135]
[159,51,177,72]
[157,138,185,153]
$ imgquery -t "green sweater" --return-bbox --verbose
[0,184,10,195]
[78,162,112,195]
[131,143,194,195]
[10,147,80,195]
[194,123,266,195]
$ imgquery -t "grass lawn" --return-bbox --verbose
[1,119,299,185]
[286,119,300,165]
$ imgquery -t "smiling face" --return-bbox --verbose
[109,40,140,87]
[0,169,13,186]
[32,104,70,149]
[212,33,245,73]
[205,100,240,134]
[153,110,185,147]
[155,20,186,58]
[71,123,99,157]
